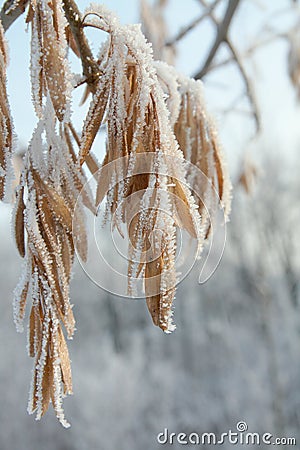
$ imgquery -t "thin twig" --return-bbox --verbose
[0,0,101,93]
[196,0,260,132]
[62,0,100,93]
[165,0,221,47]
[0,0,29,31]
[194,0,241,79]
[226,41,260,131]
[207,32,288,73]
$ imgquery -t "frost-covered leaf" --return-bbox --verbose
[32,168,73,230]
[145,257,162,327]
[30,0,72,121]
[174,75,232,230]
[80,72,110,164]
[0,21,13,201]
[13,103,93,425]
[13,184,25,257]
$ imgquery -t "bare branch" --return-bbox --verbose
[226,41,260,131]
[0,0,29,31]
[207,32,288,73]
[194,0,241,80]
[165,0,221,47]
[62,0,100,93]
[195,0,260,132]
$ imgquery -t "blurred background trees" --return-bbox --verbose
[0,0,300,448]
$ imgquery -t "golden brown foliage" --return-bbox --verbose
[1,2,231,426]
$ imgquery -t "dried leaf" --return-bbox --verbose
[58,326,73,394]
[80,76,109,164]
[41,353,53,416]
[29,304,42,358]
[30,0,71,121]
[171,178,197,238]
[32,168,73,231]
[0,22,13,201]
[145,257,162,327]
[14,186,25,257]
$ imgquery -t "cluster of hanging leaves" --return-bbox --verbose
[172,71,231,235]
[28,0,72,120]
[80,11,206,332]
[0,1,231,426]
[13,112,94,426]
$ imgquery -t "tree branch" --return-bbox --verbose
[205,32,288,74]
[165,0,221,47]
[194,0,241,79]
[62,0,100,94]
[226,41,260,131]
[196,0,260,132]
[0,0,29,31]
[1,0,100,93]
